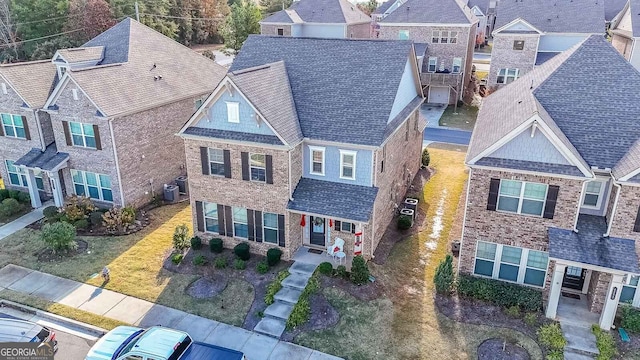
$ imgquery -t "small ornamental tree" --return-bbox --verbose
[421,147,431,167]
[434,255,454,294]
[350,255,370,285]
[173,224,190,251]
[41,222,77,253]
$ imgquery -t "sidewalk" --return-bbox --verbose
[0,204,48,240]
[0,264,342,360]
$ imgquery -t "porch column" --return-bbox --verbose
[599,273,624,330]
[48,171,64,208]
[546,262,567,319]
[23,168,42,208]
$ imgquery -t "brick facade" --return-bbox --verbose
[608,184,640,241]
[587,271,611,313]
[260,24,292,36]
[347,22,371,39]
[487,33,539,88]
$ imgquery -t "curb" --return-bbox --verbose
[0,299,108,337]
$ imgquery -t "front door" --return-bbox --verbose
[310,216,326,246]
[563,266,586,291]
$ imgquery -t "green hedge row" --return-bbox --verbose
[621,304,640,333]
[456,274,543,312]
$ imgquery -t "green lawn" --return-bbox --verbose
[439,105,479,131]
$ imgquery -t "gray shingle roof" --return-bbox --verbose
[380,0,476,24]
[262,0,370,24]
[0,60,56,109]
[287,178,379,222]
[535,52,560,65]
[548,215,640,273]
[475,157,584,176]
[14,144,69,171]
[230,35,416,147]
[83,20,130,65]
[631,0,640,36]
[383,96,424,141]
[182,127,284,145]
[468,0,491,13]
[606,0,628,22]
[57,46,104,64]
[494,0,605,33]
[228,61,303,146]
[373,0,395,15]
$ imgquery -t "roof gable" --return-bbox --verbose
[82,18,131,65]
[0,60,57,108]
[494,18,543,34]
[380,0,476,24]
[494,0,605,34]
[262,0,370,24]
[612,0,640,37]
[486,124,572,166]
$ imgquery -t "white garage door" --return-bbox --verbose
[429,86,450,104]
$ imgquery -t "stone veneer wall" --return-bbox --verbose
[588,271,611,313]
[608,184,640,241]
[487,33,539,88]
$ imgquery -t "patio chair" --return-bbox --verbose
[327,238,345,258]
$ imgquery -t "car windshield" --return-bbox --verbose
[115,330,146,358]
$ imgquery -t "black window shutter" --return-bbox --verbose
[265,155,273,184]
[195,201,204,232]
[247,209,255,241]
[223,150,231,178]
[93,124,101,150]
[351,224,356,234]
[278,214,285,247]
[543,185,560,219]
[200,147,210,175]
[487,178,500,211]
[255,211,263,242]
[241,152,250,181]
[217,204,226,236]
[335,220,341,231]
[21,116,30,140]
[634,206,640,232]
[224,205,233,236]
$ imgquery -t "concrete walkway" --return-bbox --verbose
[557,295,599,359]
[0,264,342,360]
[0,204,48,240]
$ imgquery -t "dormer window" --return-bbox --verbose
[226,102,239,123]
[57,66,68,79]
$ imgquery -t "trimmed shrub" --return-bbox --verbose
[193,255,208,266]
[8,190,20,201]
[215,257,227,269]
[121,206,136,224]
[456,274,543,312]
[592,325,618,360]
[537,323,566,352]
[350,255,370,285]
[171,253,184,265]
[397,215,412,230]
[17,191,30,204]
[256,261,269,274]
[74,219,89,230]
[172,224,190,251]
[434,255,454,295]
[620,304,640,333]
[0,189,8,201]
[505,305,520,318]
[234,259,246,270]
[190,236,202,250]
[524,313,537,327]
[40,222,77,253]
[0,198,22,218]
[421,147,430,167]
[265,270,289,305]
[102,207,135,233]
[234,242,250,261]
[266,248,282,266]
[63,195,96,222]
[43,206,59,219]
[318,262,333,276]
[335,265,348,279]
[89,211,104,227]
[209,238,223,253]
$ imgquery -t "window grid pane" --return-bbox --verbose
[526,250,548,269]
[71,169,111,201]
[501,246,522,265]
[523,183,547,200]
[476,241,497,260]
[204,202,219,233]
[499,180,522,196]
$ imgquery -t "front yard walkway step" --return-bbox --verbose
[289,262,317,277]
[264,301,294,320]
[561,324,599,356]
[281,273,310,290]
[254,317,286,338]
[274,287,302,304]
[564,350,595,360]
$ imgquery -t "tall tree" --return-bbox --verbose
[11,0,69,41]
[109,0,178,39]
[0,0,19,62]
[259,0,292,16]
[357,0,378,16]
[65,0,116,43]
[220,0,260,52]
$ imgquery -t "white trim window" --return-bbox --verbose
[341,221,353,232]
[250,153,266,182]
[497,68,519,84]
[203,202,219,233]
[513,40,525,50]
[71,169,112,202]
[398,30,409,40]
[263,212,279,244]
[474,241,549,287]
[1,114,26,139]
[69,121,96,149]
[621,275,640,307]
[427,57,437,72]
[226,102,239,123]
[232,207,248,238]
[208,148,225,176]
[497,179,548,217]
[432,30,457,43]
[4,160,44,191]
[309,146,325,176]
[339,150,356,180]
[582,180,605,208]
[452,57,462,73]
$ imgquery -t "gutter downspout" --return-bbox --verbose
[288,148,293,201]
[108,118,126,207]
[33,109,45,151]
[457,166,472,275]
[573,179,591,232]
[604,179,621,237]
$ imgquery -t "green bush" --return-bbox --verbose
[421,147,430,167]
[546,350,563,360]
[335,265,348,279]
[456,274,543,312]
[17,191,30,204]
[350,255,370,285]
[63,195,96,222]
[40,222,77,253]
[0,198,22,218]
[8,190,20,201]
[190,236,202,250]
[89,211,104,227]
[209,238,223,253]
[171,253,184,265]
[234,242,250,260]
[265,270,289,305]
[620,304,640,333]
[592,325,618,360]
[214,257,227,269]
[266,248,282,266]
[256,261,269,274]
[505,305,520,317]
[234,259,246,270]
[286,273,319,330]
[74,219,89,230]
[397,215,412,230]
[122,206,136,224]
[43,206,59,219]
[0,189,8,201]
[434,255,454,294]
[318,262,333,275]
[193,255,208,266]
[537,323,566,352]
[172,224,190,251]
[524,313,537,327]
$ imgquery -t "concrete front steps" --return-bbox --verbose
[561,323,599,359]
[254,261,317,338]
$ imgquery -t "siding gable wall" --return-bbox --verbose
[487,127,571,165]
[302,144,373,186]
[389,58,420,122]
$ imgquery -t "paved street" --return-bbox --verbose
[424,127,472,145]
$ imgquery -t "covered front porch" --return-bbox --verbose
[13,144,69,209]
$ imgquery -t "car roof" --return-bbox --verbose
[132,327,190,359]
[0,318,43,342]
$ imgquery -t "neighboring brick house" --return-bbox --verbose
[1,18,226,209]
[488,0,604,88]
[375,0,478,105]
[461,36,640,331]
[610,0,640,71]
[465,0,498,41]
[259,0,371,39]
[178,35,425,262]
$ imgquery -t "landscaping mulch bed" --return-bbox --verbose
[282,292,339,342]
[186,275,227,299]
[478,338,530,360]
[27,212,151,236]
[373,167,433,265]
[319,274,384,302]
[616,330,640,359]
[35,239,89,262]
